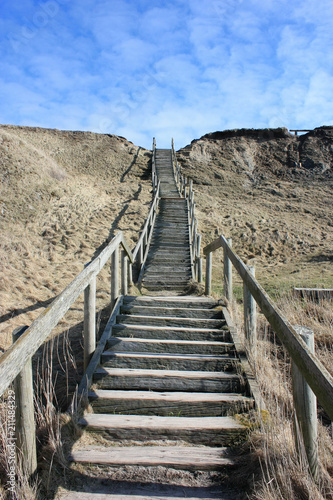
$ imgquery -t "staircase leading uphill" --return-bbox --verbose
[57,144,256,499]
[58,296,255,499]
[140,149,193,293]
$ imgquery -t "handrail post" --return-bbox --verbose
[121,250,128,296]
[196,234,202,283]
[224,238,233,302]
[12,326,37,476]
[111,245,119,307]
[128,261,133,287]
[139,241,144,267]
[243,266,257,354]
[292,326,318,481]
[84,273,96,371]
[205,252,212,295]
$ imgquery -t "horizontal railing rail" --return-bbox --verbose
[0,232,134,397]
[134,140,160,284]
[171,139,202,282]
[203,235,333,423]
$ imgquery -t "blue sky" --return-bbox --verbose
[1,0,333,149]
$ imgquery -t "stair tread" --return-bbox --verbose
[69,445,238,469]
[109,338,232,347]
[79,413,246,431]
[102,351,235,360]
[113,324,225,333]
[95,367,239,379]
[118,315,224,322]
[89,389,250,403]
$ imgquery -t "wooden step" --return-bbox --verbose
[111,323,230,340]
[93,367,242,392]
[116,315,226,329]
[145,256,191,263]
[122,296,218,308]
[78,414,247,446]
[120,305,223,319]
[57,487,229,499]
[141,285,190,292]
[101,351,238,371]
[141,281,191,289]
[69,445,238,470]
[88,390,253,416]
[142,272,192,280]
[107,337,234,355]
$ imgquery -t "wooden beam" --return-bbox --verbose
[12,327,37,475]
[83,275,96,371]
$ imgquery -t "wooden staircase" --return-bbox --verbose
[140,149,192,293]
[57,296,255,499]
[57,147,256,499]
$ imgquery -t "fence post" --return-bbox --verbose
[292,326,318,480]
[84,274,96,371]
[121,250,128,296]
[243,266,257,353]
[205,252,212,295]
[198,258,203,283]
[111,245,119,307]
[128,261,133,287]
[196,234,202,283]
[12,326,37,476]
[223,238,233,302]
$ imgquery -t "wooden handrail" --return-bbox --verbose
[132,181,160,260]
[0,232,134,396]
[171,139,202,281]
[203,235,333,422]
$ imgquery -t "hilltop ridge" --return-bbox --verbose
[176,125,333,293]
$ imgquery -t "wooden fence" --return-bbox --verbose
[171,140,202,282]
[204,234,333,478]
[0,140,161,474]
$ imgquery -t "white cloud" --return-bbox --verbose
[0,0,332,149]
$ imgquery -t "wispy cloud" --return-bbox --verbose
[0,0,332,148]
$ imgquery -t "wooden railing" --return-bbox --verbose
[204,234,333,478]
[0,140,161,474]
[171,139,202,282]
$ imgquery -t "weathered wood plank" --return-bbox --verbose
[107,337,234,354]
[120,305,223,319]
[116,315,225,329]
[111,324,229,341]
[78,414,247,446]
[89,390,253,416]
[93,367,242,393]
[69,445,237,470]
[101,351,237,371]
[123,296,218,308]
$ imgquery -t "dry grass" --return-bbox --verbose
[230,294,333,499]
[0,125,152,352]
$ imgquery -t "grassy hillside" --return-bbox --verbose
[0,125,152,352]
[176,127,333,296]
